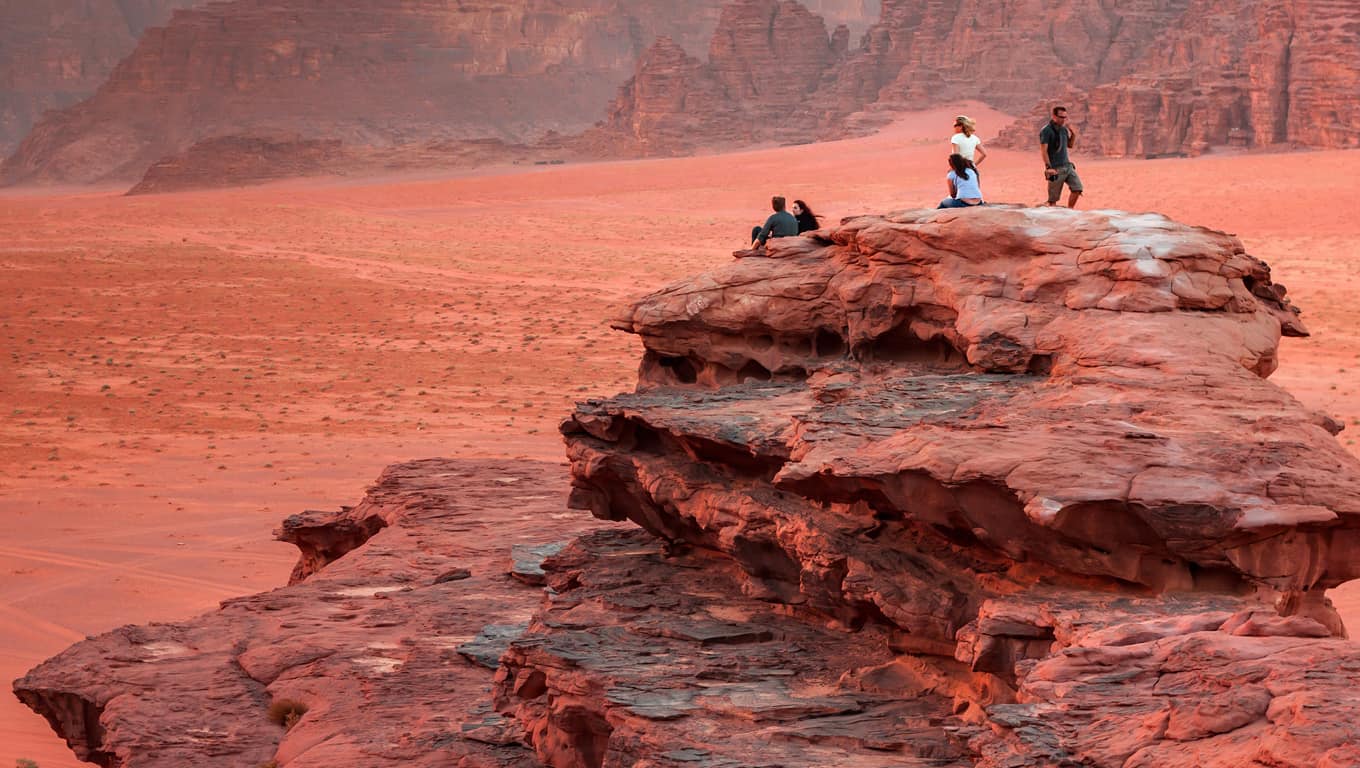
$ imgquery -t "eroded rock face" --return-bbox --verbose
[0,0,738,185]
[563,205,1359,663]
[534,206,1360,765]
[995,0,1360,156]
[580,0,845,156]
[0,0,201,154]
[592,0,1204,154]
[13,459,604,768]
[599,0,1359,157]
[494,528,983,768]
[832,0,1192,114]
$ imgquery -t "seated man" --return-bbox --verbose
[750,195,800,248]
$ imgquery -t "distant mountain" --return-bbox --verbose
[2,0,867,184]
[7,0,1351,188]
[0,0,201,154]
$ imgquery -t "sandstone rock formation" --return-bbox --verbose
[0,0,743,185]
[588,0,1243,157]
[17,208,1360,768]
[594,0,1360,158]
[581,0,846,156]
[830,0,1193,116]
[127,135,346,195]
[0,0,201,155]
[548,206,1360,764]
[15,459,606,768]
[995,0,1360,156]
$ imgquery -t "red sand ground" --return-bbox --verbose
[2,106,1358,766]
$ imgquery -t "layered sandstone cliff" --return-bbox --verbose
[831,0,1193,115]
[0,0,201,154]
[17,208,1360,768]
[995,0,1360,156]
[0,0,739,185]
[595,0,1359,158]
[581,0,846,156]
[590,0,1205,156]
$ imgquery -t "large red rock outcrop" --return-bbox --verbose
[0,0,741,185]
[543,206,1360,763]
[579,0,846,156]
[995,0,1360,156]
[829,0,1192,115]
[17,208,1360,768]
[0,0,201,154]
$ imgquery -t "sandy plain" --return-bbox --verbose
[2,106,1358,766]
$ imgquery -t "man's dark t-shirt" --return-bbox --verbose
[757,210,799,244]
[1040,121,1071,167]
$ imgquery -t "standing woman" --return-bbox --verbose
[939,153,984,208]
[791,199,820,233]
[950,115,987,166]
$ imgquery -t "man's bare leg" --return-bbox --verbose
[1067,190,1082,208]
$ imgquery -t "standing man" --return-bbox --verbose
[1040,106,1082,208]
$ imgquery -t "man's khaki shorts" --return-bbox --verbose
[1047,164,1083,203]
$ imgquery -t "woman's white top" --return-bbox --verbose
[951,132,982,160]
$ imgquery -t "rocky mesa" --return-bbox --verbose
[16,206,1360,768]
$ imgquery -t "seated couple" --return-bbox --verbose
[750,196,820,248]
[938,153,985,209]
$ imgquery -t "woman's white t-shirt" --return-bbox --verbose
[951,133,982,160]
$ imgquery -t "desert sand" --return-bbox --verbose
[3,106,1358,766]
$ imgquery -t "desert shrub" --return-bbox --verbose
[17,760,40,768]
[266,698,309,730]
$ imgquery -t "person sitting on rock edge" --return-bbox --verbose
[792,199,820,233]
[950,115,986,167]
[751,195,800,248]
[938,153,984,209]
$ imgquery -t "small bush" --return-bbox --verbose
[17,759,41,768]
[266,698,309,730]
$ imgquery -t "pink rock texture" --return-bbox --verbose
[0,0,201,154]
[14,459,606,768]
[17,208,1360,768]
[994,0,1360,156]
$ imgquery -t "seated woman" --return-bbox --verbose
[938,153,984,209]
[791,199,820,233]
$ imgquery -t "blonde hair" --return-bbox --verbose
[954,115,977,135]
